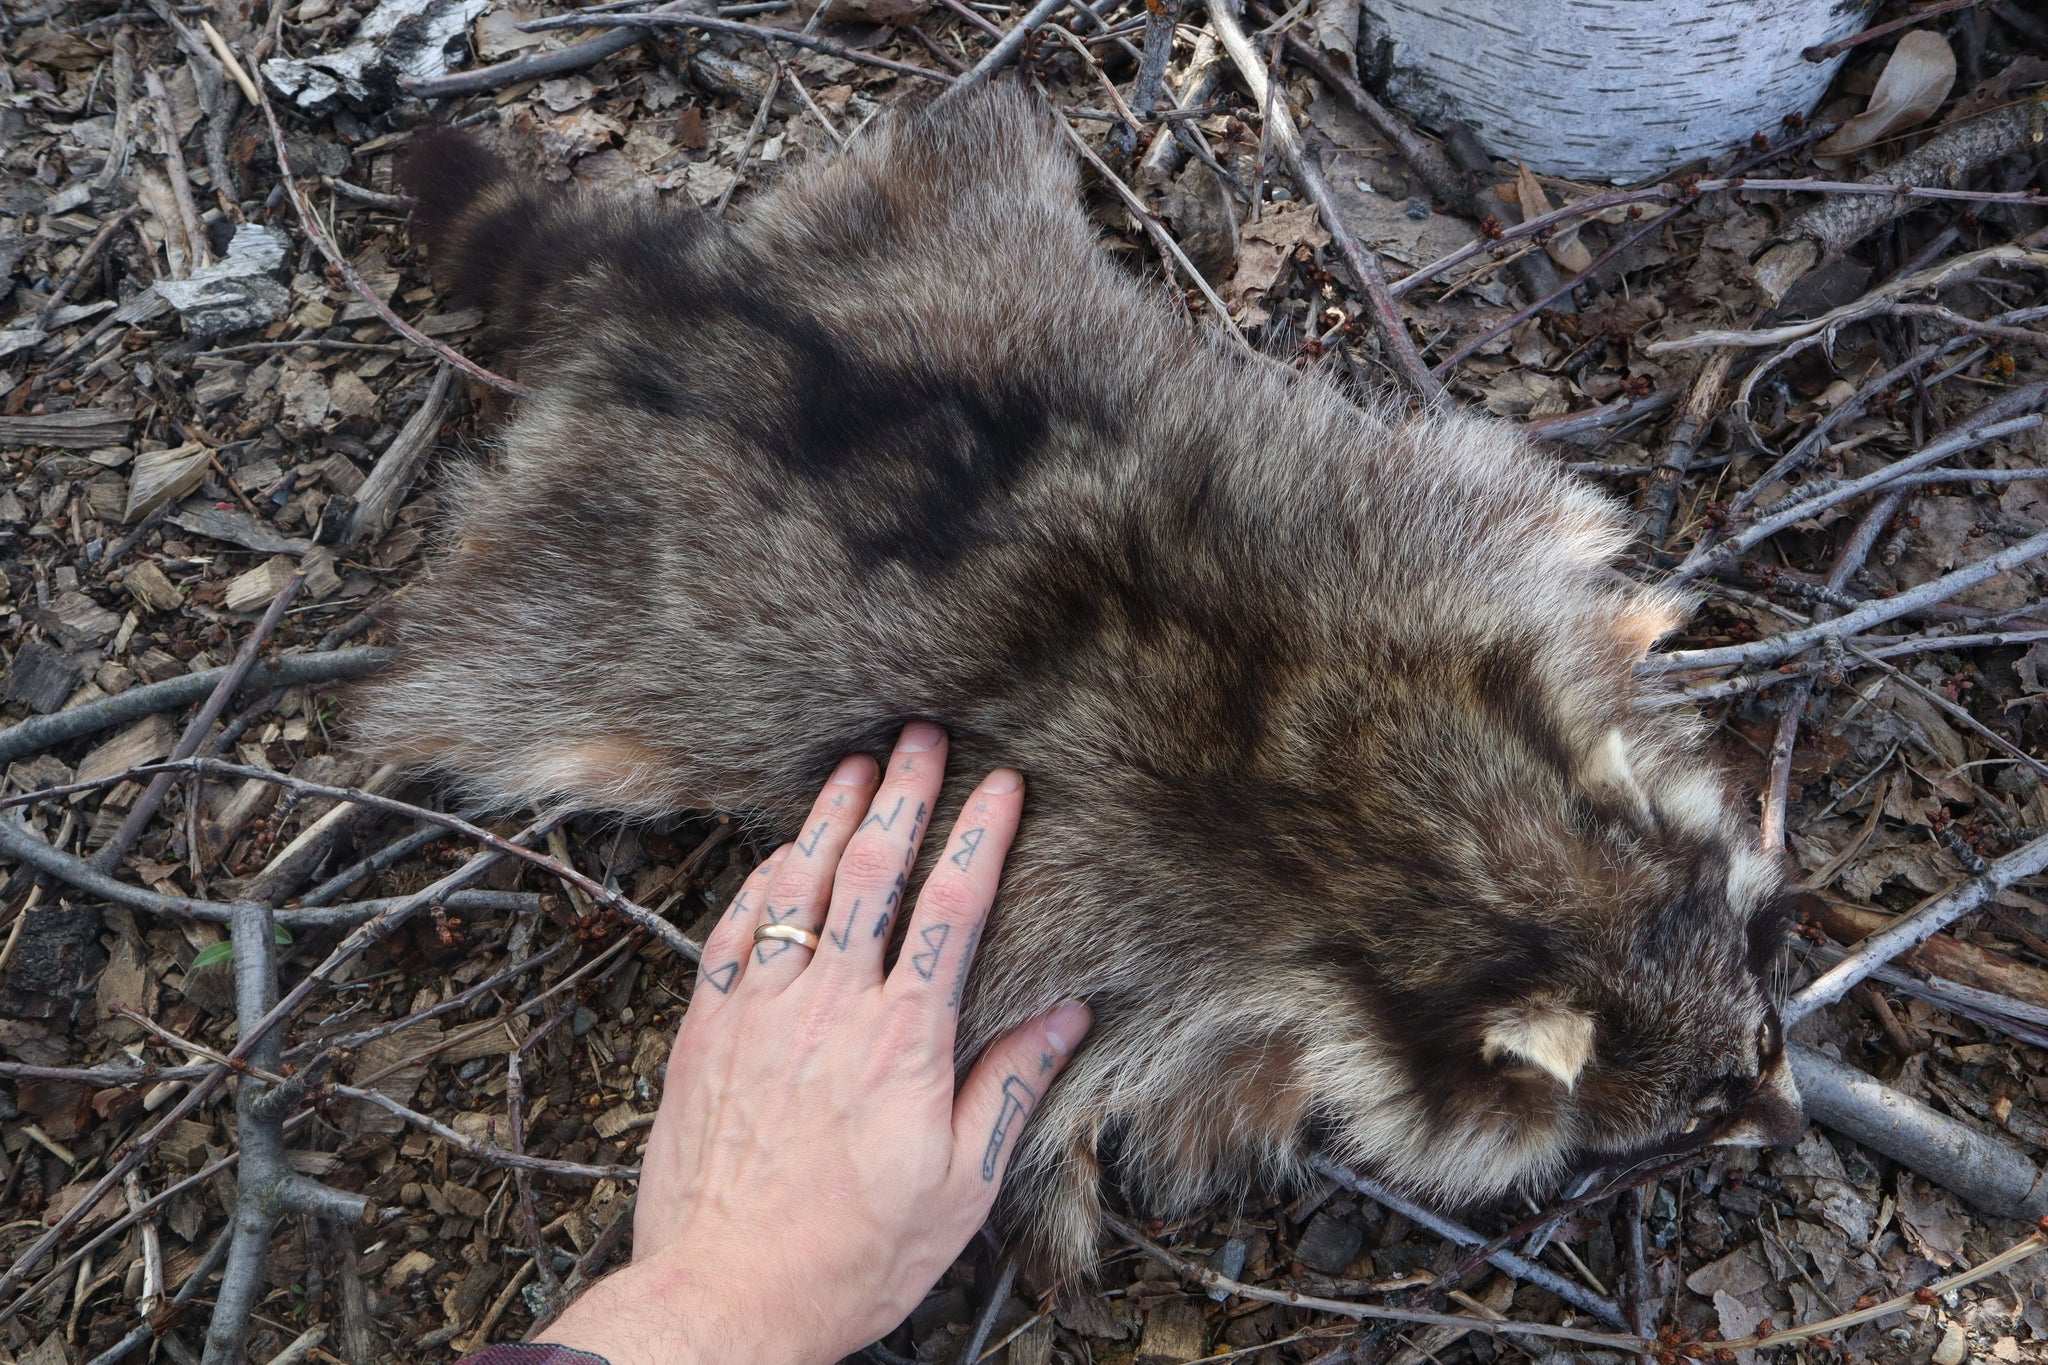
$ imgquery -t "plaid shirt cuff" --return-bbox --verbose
[455,1345,612,1365]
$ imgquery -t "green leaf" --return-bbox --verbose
[191,941,235,971]
[274,925,292,945]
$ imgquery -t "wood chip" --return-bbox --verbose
[223,554,300,612]
[124,444,210,521]
[168,502,317,555]
[75,713,175,786]
[0,408,134,448]
[122,560,184,613]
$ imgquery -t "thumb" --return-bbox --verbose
[950,999,1092,1197]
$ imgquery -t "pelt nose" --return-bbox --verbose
[1710,1052,1804,1149]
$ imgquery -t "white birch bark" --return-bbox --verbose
[1359,0,1873,181]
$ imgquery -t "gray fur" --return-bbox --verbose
[351,86,1801,1283]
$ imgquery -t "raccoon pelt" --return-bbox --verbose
[351,84,1802,1285]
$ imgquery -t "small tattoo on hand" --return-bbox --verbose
[982,1076,1036,1181]
[948,923,981,1009]
[797,819,830,856]
[829,899,858,951]
[702,962,738,994]
[859,796,906,834]
[911,923,950,980]
[950,827,985,871]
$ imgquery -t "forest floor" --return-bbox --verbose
[3,0,2048,1362]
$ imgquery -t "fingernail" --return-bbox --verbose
[981,768,1022,794]
[828,754,871,785]
[1042,999,1091,1059]
[897,720,945,752]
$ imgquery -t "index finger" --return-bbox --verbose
[886,768,1024,1021]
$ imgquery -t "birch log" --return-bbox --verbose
[1359,0,1870,181]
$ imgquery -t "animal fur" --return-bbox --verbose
[351,85,1802,1284]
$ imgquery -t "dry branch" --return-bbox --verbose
[92,572,305,873]
[1790,1045,2048,1221]
[527,10,958,84]
[1651,528,2048,671]
[1787,830,2048,1022]
[0,809,537,930]
[1310,1159,1626,1327]
[0,648,387,768]
[1752,93,2048,303]
[1206,2,1440,401]
[202,899,372,1365]
[251,75,531,397]
[1110,1214,1648,1350]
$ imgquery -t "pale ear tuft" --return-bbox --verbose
[1482,998,1595,1090]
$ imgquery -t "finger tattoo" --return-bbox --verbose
[981,1076,1036,1181]
[949,827,985,871]
[701,961,739,994]
[948,923,981,1009]
[911,923,950,980]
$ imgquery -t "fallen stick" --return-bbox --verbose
[91,572,305,873]
[1789,1044,2048,1220]
[1751,92,2048,305]
[1681,409,2044,574]
[342,365,453,547]
[201,900,372,1365]
[1815,901,2048,1015]
[526,9,957,83]
[251,74,531,397]
[1649,528,2048,671]
[1044,97,1245,345]
[1787,829,2048,1022]
[1206,2,1441,401]
[0,647,386,766]
[0,811,539,929]
[1649,244,2048,354]
[1518,390,1675,445]
[934,0,1069,102]
[1310,1158,1626,1327]
[1108,1213,1648,1350]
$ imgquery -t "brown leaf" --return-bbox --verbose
[1817,31,1956,158]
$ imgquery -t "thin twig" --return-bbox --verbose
[933,0,1069,103]
[1109,1214,1649,1350]
[91,572,304,873]
[1311,1159,1626,1326]
[1044,98,1245,345]
[331,1084,633,1179]
[1787,830,2048,1023]
[250,74,530,397]
[1802,0,1990,61]
[519,10,956,83]
[1649,529,2048,672]
[1207,2,1439,400]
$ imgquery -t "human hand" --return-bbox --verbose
[541,723,1091,1365]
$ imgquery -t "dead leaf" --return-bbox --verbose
[1817,31,1956,158]
[1894,1175,1969,1268]
[1516,162,1591,275]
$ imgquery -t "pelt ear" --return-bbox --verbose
[1481,997,1595,1090]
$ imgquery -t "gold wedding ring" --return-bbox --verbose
[753,923,821,952]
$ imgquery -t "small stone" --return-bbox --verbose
[1295,1210,1365,1275]
[1932,1322,1967,1365]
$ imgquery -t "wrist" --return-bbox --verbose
[541,1256,827,1365]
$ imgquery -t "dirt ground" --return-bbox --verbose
[3,0,2048,1361]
